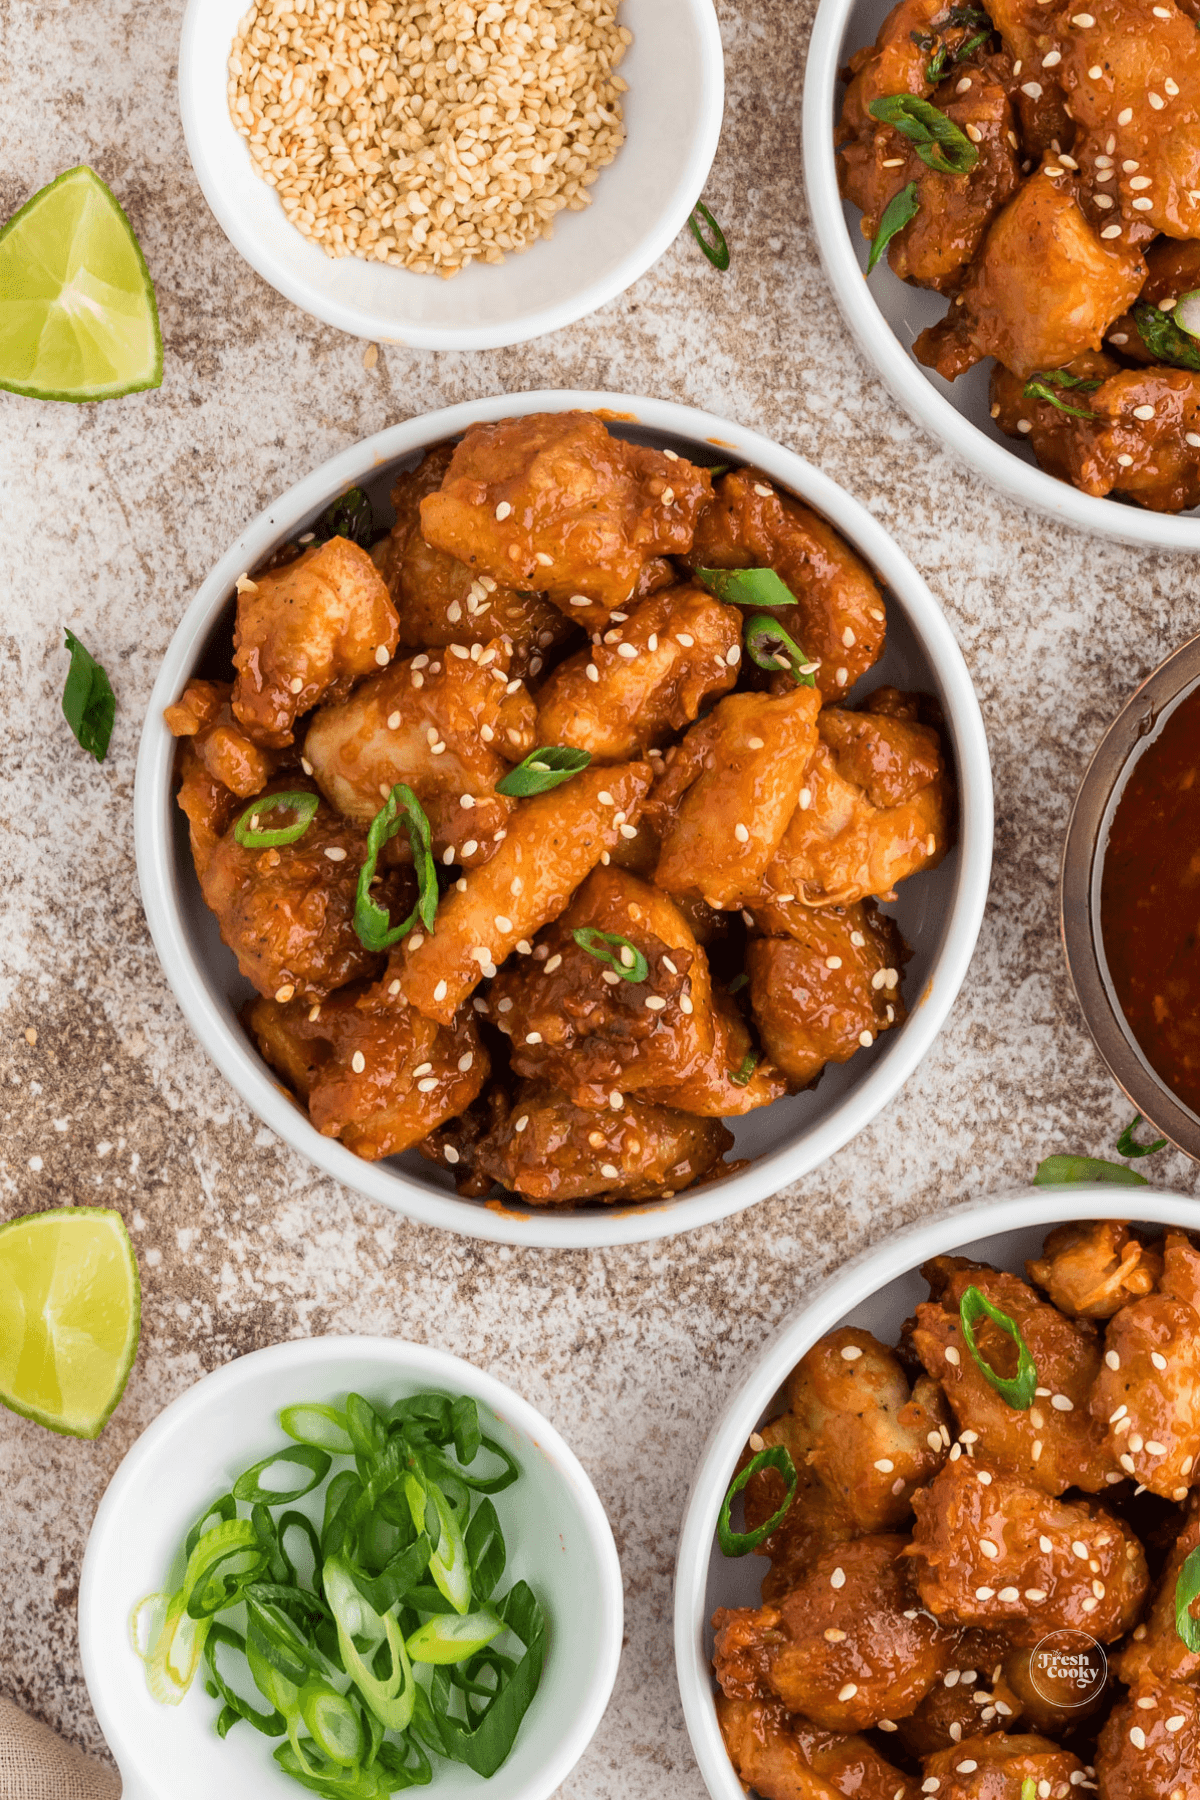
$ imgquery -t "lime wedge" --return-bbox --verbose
[0,1206,141,1438]
[0,164,162,403]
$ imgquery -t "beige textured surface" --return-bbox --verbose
[3,0,1200,1792]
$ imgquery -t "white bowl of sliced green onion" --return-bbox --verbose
[79,1335,622,1800]
[673,1184,1200,1800]
[134,389,992,1247]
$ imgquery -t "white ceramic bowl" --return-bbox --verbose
[673,1184,1200,1800]
[79,1335,623,1800]
[803,0,1200,550]
[133,388,993,1248]
[178,0,722,349]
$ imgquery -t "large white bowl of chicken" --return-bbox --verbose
[135,391,991,1248]
[675,1190,1200,1800]
[805,0,1200,546]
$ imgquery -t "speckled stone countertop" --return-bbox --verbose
[4,0,1200,1791]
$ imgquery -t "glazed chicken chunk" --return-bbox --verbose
[652,687,822,909]
[746,900,909,1088]
[717,1696,920,1800]
[685,471,887,700]
[909,1454,1149,1643]
[174,741,248,882]
[247,972,487,1160]
[1089,1229,1200,1500]
[303,638,519,869]
[1116,1496,1200,1687]
[785,1328,950,1530]
[713,1535,954,1730]
[910,1256,1115,1494]
[418,411,713,629]
[760,690,951,909]
[1026,1219,1163,1318]
[199,785,401,1002]
[231,536,400,747]
[377,443,573,674]
[894,1628,1023,1755]
[921,1732,1087,1800]
[915,170,1147,383]
[1095,1678,1200,1800]
[533,582,742,762]
[164,679,278,798]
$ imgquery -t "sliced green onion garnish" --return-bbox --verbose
[717,1444,798,1556]
[868,94,979,174]
[1117,1114,1167,1159]
[1174,290,1200,341]
[1175,1544,1200,1650]
[1023,368,1102,420]
[314,485,375,550]
[729,1051,760,1088]
[743,614,817,686]
[353,781,438,952]
[1033,1155,1148,1188]
[572,926,650,983]
[62,629,115,762]
[958,1285,1038,1410]
[279,1402,354,1455]
[406,1607,504,1665]
[694,566,796,608]
[495,745,591,798]
[1022,1783,1037,1800]
[233,1445,332,1505]
[234,790,319,850]
[868,182,920,274]
[688,198,730,270]
[727,972,749,993]
[1132,301,1200,373]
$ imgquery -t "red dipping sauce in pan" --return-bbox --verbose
[1102,683,1200,1118]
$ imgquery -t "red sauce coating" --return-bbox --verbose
[1102,683,1200,1117]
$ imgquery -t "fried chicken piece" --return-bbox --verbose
[164,680,278,797]
[715,1697,846,1800]
[1089,1230,1200,1500]
[418,412,713,631]
[985,0,1074,156]
[303,639,517,869]
[533,582,742,761]
[636,985,792,1117]
[397,760,653,1026]
[1000,1638,1109,1738]
[894,1630,1021,1756]
[174,740,243,883]
[786,1328,951,1532]
[376,443,573,676]
[746,901,909,1088]
[199,784,401,1001]
[684,471,886,701]
[760,692,952,909]
[1095,1679,1200,1800]
[837,0,984,135]
[481,867,715,1105]
[921,1732,1086,1800]
[910,1257,1115,1494]
[231,538,400,747]
[1116,1497,1200,1686]
[1026,1220,1162,1318]
[652,688,822,909]
[909,1455,1150,1645]
[460,1083,732,1203]
[992,362,1200,512]
[914,170,1147,381]
[740,1412,860,1603]
[717,1697,921,1800]
[1057,0,1200,244]
[246,976,487,1159]
[712,1535,954,1730]
[838,60,1022,293]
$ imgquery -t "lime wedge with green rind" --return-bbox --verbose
[0,164,162,403]
[0,1206,141,1438]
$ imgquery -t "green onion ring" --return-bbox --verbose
[1176,1544,1200,1650]
[743,614,817,687]
[353,782,438,952]
[234,790,319,849]
[572,927,650,984]
[717,1444,798,1557]
[958,1285,1038,1411]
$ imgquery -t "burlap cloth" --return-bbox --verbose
[0,1696,120,1799]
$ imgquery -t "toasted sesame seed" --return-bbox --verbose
[1051,1393,1074,1411]
[825,1627,847,1642]
[600,1162,620,1178]
[841,1345,863,1361]
[1145,1441,1167,1455]
[830,1566,846,1589]
[1129,1727,1146,1749]
[874,1458,894,1473]
[838,1683,858,1702]
[734,822,750,843]
[980,1539,999,1559]
[323,846,348,863]
[1106,1350,1121,1370]
[434,980,448,1003]
[1118,106,1133,123]
[617,643,638,659]
[351,1051,366,1073]
[586,663,600,684]
[798,787,812,810]
[858,1029,873,1047]
[945,1346,961,1366]
[1021,80,1042,98]
[1149,92,1164,110]
[1101,223,1124,238]
[1133,403,1156,419]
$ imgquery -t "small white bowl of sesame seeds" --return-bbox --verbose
[673,1185,1200,1800]
[134,388,992,1249]
[803,0,1200,549]
[178,0,723,348]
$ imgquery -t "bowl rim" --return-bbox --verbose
[801,0,1200,551]
[671,1183,1200,1800]
[177,0,724,350]
[79,1333,624,1800]
[1061,631,1200,1160]
[132,386,994,1248]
